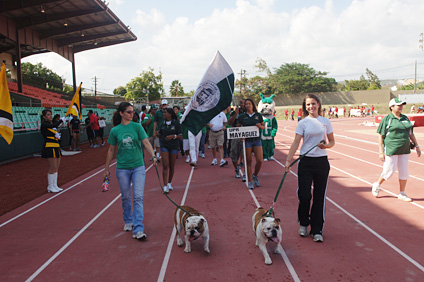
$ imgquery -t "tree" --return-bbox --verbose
[343,75,369,91]
[366,68,381,90]
[169,80,184,97]
[113,86,127,96]
[21,62,63,90]
[125,68,164,101]
[270,62,337,94]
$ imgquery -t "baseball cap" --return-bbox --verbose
[161,99,168,105]
[389,98,406,107]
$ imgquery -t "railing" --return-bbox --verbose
[13,120,112,132]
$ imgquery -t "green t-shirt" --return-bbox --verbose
[108,122,148,169]
[237,112,263,141]
[154,109,165,130]
[225,112,232,128]
[377,112,412,155]
[142,113,155,137]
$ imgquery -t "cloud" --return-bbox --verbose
[23,0,424,94]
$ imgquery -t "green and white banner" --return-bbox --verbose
[181,51,234,135]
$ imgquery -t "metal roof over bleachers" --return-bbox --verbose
[0,0,137,61]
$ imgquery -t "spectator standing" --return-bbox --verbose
[157,108,182,192]
[142,105,157,150]
[105,102,157,240]
[285,94,335,242]
[284,108,289,120]
[229,99,245,179]
[237,98,265,189]
[98,116,106,146]
[153,100,169,160]
[372,98,421,202]
[291,109,295,120]
[224,105,232,158]
[88,110,100,148]
[174,106,185,158]
[410,104,415,114]
[139,105,147,124]
[85,114,94,147]
[41,109,64,193]
[70,113,82,151]
[297,108,302,122]
[198,126,207,159]
[207,110,228,167]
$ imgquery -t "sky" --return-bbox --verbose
[23,0,424,95]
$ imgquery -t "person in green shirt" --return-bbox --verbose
[143,105,157,149]
[104,102,157,240]
[372,98,421,202]
[237,98,265,190]
[153,99,169,160]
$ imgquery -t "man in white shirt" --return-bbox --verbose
[207,111,228,167]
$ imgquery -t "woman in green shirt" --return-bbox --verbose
[104,102,157,240]
[237,99,265,190]
[372,98,421,202]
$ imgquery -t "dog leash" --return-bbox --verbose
[262,140,325,218]
[153,164,194,216]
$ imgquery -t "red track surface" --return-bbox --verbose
[1,117,423,282]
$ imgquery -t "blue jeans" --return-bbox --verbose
[116,165,146,234]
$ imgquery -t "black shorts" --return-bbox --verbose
[42,147,62,158]
[98,128,104,138]
[93,129,100,137]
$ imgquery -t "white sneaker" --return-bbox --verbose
[167,183,174,191]
[201,153,205,159]
[186,156,190,163]
[211,158,217,165]
[269,156,275,161]
[219,159,228,167]
[163,184,169,193]
[298,226,308,237]
[133,231,147,240]
[264,158,268,162]
[371,182,380,197]
[312,234,324,242]
[123,223,133,232]
[398,193,412,202]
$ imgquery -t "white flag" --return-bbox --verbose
[181,51,234,135]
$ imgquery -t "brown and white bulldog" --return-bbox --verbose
[174,205,210,254]
[252,207,282,265]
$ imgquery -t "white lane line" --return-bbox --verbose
[276,140,424,210]
[25,164,154,282]
[272,141,424,273]
[278,132,424,182]
[157,167,195,282]
[248,180,300,282]
[0,162,117,228]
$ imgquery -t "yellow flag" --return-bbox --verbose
[65,82,82,119]
[0,62,13,145]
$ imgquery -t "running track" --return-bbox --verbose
[1,117,423,282]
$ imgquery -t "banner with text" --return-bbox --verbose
[227,126,260,139]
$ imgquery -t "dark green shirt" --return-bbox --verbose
[154,109,165,130]
[158,119,182,150]
[237,112,263,141]
[377,112,412,155]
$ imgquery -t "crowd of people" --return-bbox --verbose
[39,95,420,243]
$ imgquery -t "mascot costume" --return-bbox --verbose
[257,94,278,161]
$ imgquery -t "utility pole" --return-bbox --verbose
[92,76,99,98]
[237,69,247,95]
[414,60,417,94]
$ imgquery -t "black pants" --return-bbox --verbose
[297,156,330,235]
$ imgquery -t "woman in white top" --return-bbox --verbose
[285,94,335,242]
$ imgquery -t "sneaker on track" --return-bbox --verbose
[248,181,254,189]
[398,193,412,202]
[211,159,217,166]
[186,156,190,163]
[219,159,228,167]
[242,174,246,182]
[235,168,241,178]
[133,231,147,240]
[123,223,133,232]
[371,182,380,197]
[252,174,260,187]
[167,183,174,191]
[298,226,308,237]
[312,234,323,242]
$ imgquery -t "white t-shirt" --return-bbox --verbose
[295,116,333,157]
[209,112,227,131]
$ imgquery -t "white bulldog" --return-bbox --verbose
[174,205,210,254]
[252,207,282,265]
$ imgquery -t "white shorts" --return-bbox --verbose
[381,154,409,180]
[183,139,189,151]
